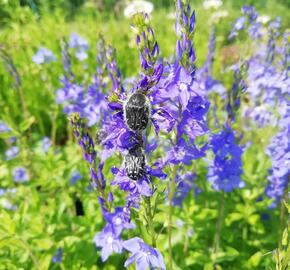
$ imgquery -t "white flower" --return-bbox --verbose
[203,0,223,10]
[210,10,229,24]
[257,15,271,24]
[124,0,154,18]
[166,12,176,20]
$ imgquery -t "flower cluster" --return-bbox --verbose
[242,21,289,128]
[56,36,108,127]
[69,113,105,191]
[265,123,290,206]
[175,0,196,76]
[68,14,168,268]
[206,62,247,192]
[265,92,289,205]
[207,127,244,192]
[228,5,260,40]
[68,33,89,61]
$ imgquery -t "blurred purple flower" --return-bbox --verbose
[265,112,289,205]
[5,146,19,160]
[0,121,10,133]
[69,170,82,185]
[52,248,63,263]
[41,137,52,153]
[228,17,246,40]
[68,33,89,51]
[173,172,198,207]
[242,5,258,22]
[68,33,89,61]
[2,199,17,211]
[12,167,29,183]
[0,188,16,197]
[32,47,56,64]
[167,138,208,165]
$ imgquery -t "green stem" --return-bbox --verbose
[17,236,39,268]
[51,106,57,146]
[213,190,225,267]
[279,189,288,250]
[145,197,156,247]
[18,85,29,119]
[168,165,178,270]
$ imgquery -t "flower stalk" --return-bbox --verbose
[213,190,225,266]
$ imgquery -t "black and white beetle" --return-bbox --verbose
[124,146,146,181]
[124,91,150,131]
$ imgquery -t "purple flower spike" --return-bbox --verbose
[207,127,244,192]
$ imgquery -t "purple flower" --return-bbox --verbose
[111,168,153,197]
[228,17,246,40]
[5,146,19,160]
[173,172,198,207]
[151,108,175,134]
[0,121,10,133]
[248,22,262,39]
[2,199,17,211]
[101,112,141,157]
[68,33,89,50]
[93,225,123,262]
[12,167,29,183]
[156,64,193,110]
[166,138,208,165]
[123,237,166,270]
[178,96,210,139]
[69,113,97,164]
[242,6,258,22]
[0,188,16,197]
[103,207,135,236]
[68,33,89,61]
[32,47,56,64]
[69,170,82,185]
[52,248,63,263]
[69,113,106,190]
[41,137,52,153]
[265,117,289,205]
[83,90,107,127]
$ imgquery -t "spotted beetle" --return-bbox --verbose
[124,146,146,181]
[124,91,150,131]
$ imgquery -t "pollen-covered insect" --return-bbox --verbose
[124,91,150,131]
[124,146,146,181]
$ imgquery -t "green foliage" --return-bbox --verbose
[0,0,289,269]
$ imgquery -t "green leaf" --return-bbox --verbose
[248,251,263,267]
[19,116,35,133]
[282,228,288,247]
